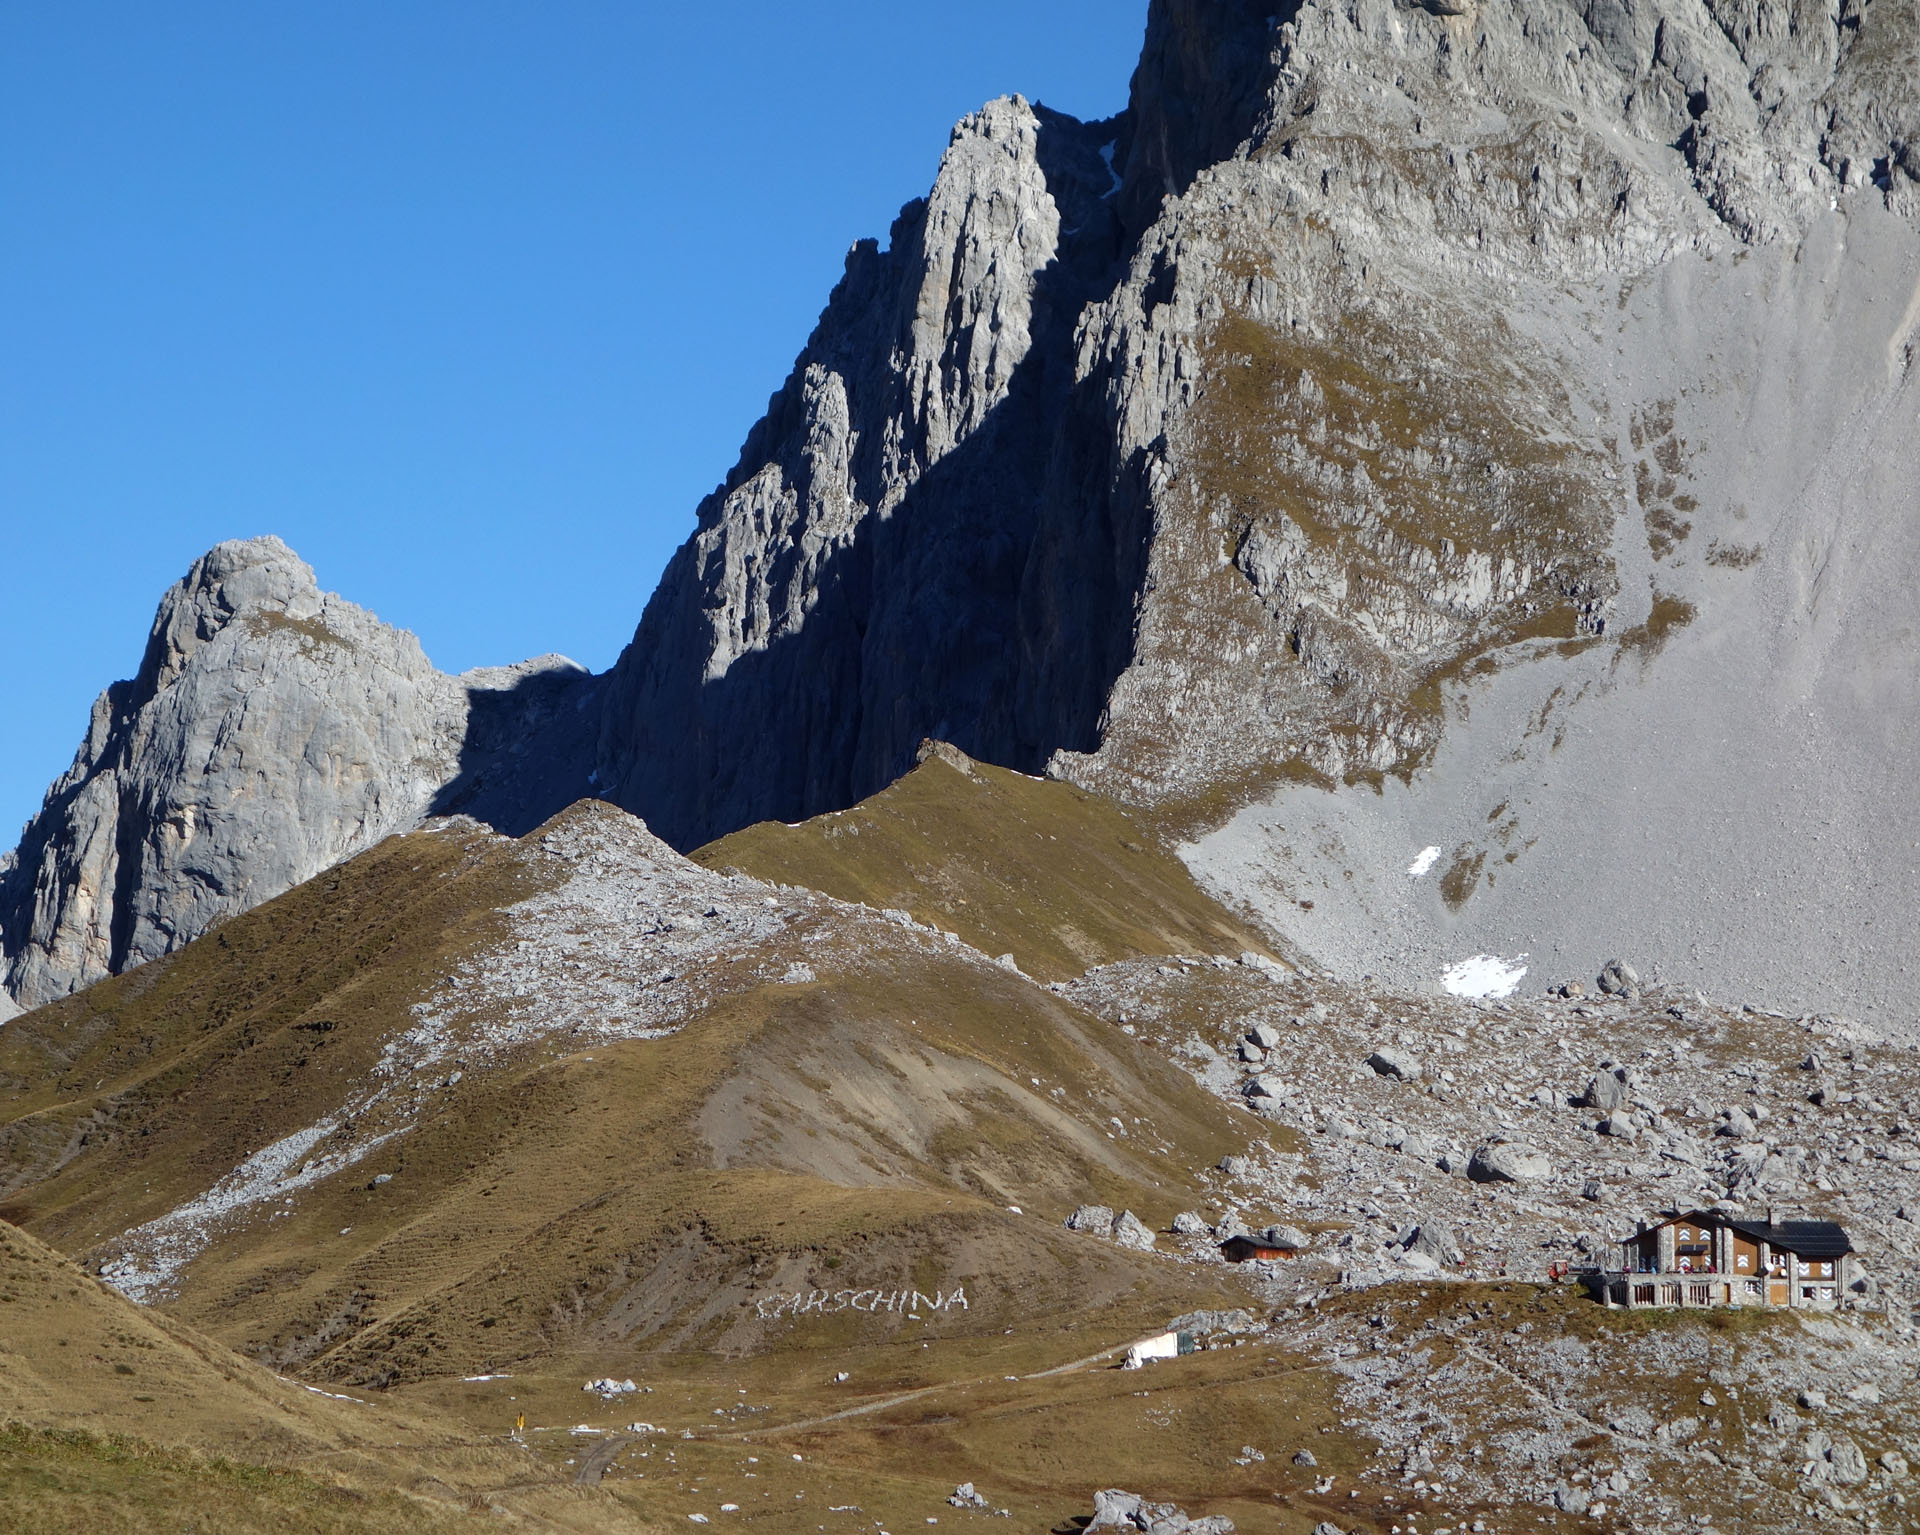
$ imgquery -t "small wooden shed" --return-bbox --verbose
[1219,1234,1298,1263]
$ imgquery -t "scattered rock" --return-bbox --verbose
[1293,1448,1318,1467]
[1583,1068,1630,1112]
[1716,1106,1757,1138]
[1468,1142,1552,1183]
[1064,1204,1157,1251]
[1398,1129,1439,1161]
[1596,959,1640,996]
[1167,1309,1256,1337]
[1598,1111,1638,1140]
[1827,1436,1870,1485]
[949,1483,990,1510]
[1552,1483,1590,1514]
[1086,1489,1234,1534]
[1066,1205,1116,1234]
[1170,1211,1210,1236]
[1797,1388,1829,1411]
[1236,1040,1266,1063]
[1365,1046,1422,1081]
[1400,1219,1464,1266]
[1218,1155,1252,1177]
[1882,1450,1910,1479]
[1248,1023,1281,1050]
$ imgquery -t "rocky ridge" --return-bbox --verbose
[596,0,1920,1024]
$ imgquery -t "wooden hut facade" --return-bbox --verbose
[1590,1209,1858,1311]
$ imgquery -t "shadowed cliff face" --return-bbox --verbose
[592,97,1149,849]
[1115,0,1286,226]
[593,2,1295,852]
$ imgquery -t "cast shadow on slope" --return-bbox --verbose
[429,663,603,837]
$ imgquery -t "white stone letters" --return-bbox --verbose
[753,1285,970,1320]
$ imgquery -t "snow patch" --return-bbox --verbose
[1099,140,1123,199]
[1440,954,1528,999]
[1407,846,1442,878]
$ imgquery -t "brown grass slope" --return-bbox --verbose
[0,803,1249,1405]
[0,1219,532,1534]
[691,741,1283,981]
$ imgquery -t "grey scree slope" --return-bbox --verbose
[0,537,597,1011]
[6,0,1920,1026]
[1185,209,1920,1029]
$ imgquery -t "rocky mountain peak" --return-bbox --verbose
[0,539,592,1012]
[133,536,336,697]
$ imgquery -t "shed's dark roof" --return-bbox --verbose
[1722,1218,1853,1258]
[1219,1235,1295,1255]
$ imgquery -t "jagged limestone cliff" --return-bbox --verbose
[0,538,594,1010]
[597,0,1920,1024]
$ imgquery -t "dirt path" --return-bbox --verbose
[716,1340,1135,1439]
[573,1431,635,1485]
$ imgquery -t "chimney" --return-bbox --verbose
[1766,1205,1777,1226]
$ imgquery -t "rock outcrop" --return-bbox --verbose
[0,538,592,1011]
[593,93,1146,848]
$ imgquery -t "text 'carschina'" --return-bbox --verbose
[754,1286,970,1319]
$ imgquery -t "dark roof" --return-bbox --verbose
[1622,1211,1854,1259]
[1219,1235,1295,1257]
[1628,1210,1721,1236]
[1722,1218,1853,1258]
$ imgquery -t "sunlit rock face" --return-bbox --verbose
[0,537,594,1009]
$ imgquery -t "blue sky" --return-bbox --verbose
[0,2,1147,841]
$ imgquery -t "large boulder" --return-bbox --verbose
[1597,959,1640,997]
[1400,1220,1464,1266]
[1065,1204,1117,1235]
[1583,1068,1630,1112]
[1366,1046,1422,1082]
[1065,1205,1157,1251]
[1468,1142,1553,1183]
